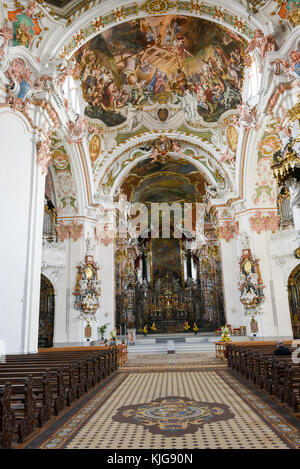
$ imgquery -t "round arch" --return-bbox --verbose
[95,131,234,201]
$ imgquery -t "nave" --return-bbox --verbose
[19,351,300,450]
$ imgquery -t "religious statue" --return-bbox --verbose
[85,233,95,255]
[79,277,88,292]
[205,181,226,199]
[285,177,300,209]
[238,251,265,308]
[0,25,13,63]
[74,257,101,318]
[245,29,277,62]
[67,115,88,144]
[155,278,161,293]
[240,232,250,251]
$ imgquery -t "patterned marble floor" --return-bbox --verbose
[30,357,300,450]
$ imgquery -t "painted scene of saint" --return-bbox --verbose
[74,15,246,127]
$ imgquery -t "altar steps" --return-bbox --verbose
[126,333,251,355]
[127,334,217,354]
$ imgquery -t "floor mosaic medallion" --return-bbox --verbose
[113,396,234,436]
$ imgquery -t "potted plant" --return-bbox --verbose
[97,323,110,341]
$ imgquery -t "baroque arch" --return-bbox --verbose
[96,132,234,203]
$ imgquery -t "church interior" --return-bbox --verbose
[0,0,300,451]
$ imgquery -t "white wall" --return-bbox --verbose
[219,237,245,329]
[0,111,44,354]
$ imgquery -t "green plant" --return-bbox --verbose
[97,323,110,340]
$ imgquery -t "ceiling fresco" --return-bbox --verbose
[120,156,206,203]
[45,0,74,6]
[74,15,246,128]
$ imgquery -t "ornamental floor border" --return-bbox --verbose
[24,364,300,450]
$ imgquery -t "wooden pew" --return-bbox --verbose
[0,346,118,448]
[0,383,15,449]
[227,343,300,413]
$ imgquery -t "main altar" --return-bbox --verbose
[115,221,226,334]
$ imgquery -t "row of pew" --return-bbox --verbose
[227,343,300,414]
[0,347,119,449]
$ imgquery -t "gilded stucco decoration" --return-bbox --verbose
[56,219,83,241]
[238,248,265,309]
[7,1,47,49]
[276,0,300,27]
[253,119,282,207]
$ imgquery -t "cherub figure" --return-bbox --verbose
[245,29,277,63]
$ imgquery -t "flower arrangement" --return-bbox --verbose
[220,325,231,342]
[142,325,148,336]
[150,322,157,332]
[192,323,199,335]
[184,321,190,332]
[110,329,117,343]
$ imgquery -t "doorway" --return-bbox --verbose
[38,274,55,348]
[288,265,300,339]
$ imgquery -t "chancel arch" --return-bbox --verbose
[114,151,227,334]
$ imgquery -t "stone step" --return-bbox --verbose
[128,343,216,354]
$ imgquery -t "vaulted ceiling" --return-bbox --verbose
[120,156,206,203]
